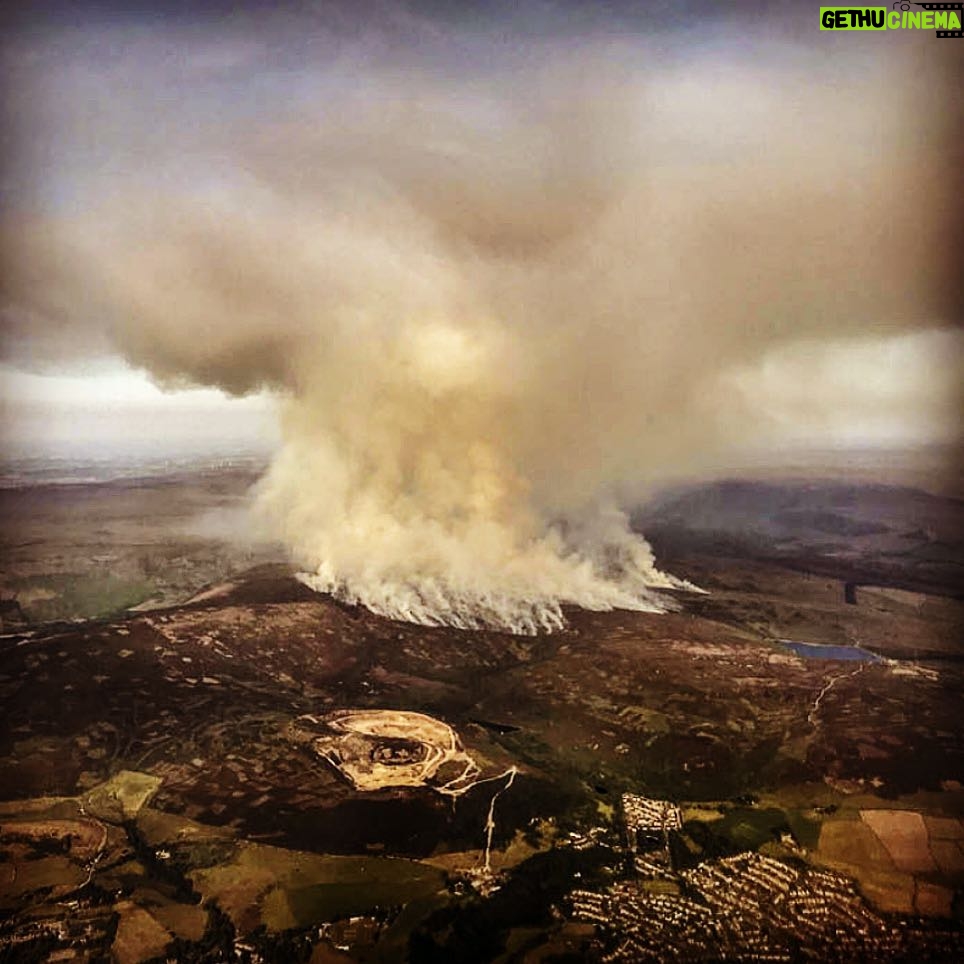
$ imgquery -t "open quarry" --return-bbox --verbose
[295,710,479,792]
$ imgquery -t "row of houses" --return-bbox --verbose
[566,792,908,961]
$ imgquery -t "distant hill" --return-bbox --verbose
[635,479,964,598]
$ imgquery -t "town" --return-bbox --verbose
[567,792,946,961]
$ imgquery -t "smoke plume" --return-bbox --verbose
[1,9,960,630]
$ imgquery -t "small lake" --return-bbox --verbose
[779,640,880,662]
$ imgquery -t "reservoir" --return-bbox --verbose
[780,640,880,662]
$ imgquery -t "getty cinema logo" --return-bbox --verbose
[820,2,963,36]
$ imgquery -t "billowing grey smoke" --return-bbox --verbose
[1,12,960,630]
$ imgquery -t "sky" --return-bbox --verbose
[0,0,961,466]
[0,362,278,460]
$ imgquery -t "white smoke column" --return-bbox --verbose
[249,222,693,631]
[0,15,959,631]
